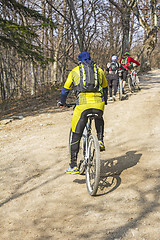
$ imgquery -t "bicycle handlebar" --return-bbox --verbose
[57,101,76,108]
[65,103,76,108]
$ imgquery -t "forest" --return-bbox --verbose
[0,0,159,104]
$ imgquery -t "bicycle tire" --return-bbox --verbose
[128,75,132,92]
[86,134,100,196]
[78,137,85,175]
[119,78,123,101]
[136,75,141,90]
[69,129,85,175]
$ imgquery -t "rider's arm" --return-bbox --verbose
[106,63,110,73]
[103,87,108,105]
[60,87,70,105]
[100,68,108,88]
[99,67,108,105]
[129,56,140,66]
[60,70,73,105]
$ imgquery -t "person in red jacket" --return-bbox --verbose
[120,52,140,93]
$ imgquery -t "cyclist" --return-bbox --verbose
[60,52,108,174]
[120,52,140,93]
[106,55,123,101]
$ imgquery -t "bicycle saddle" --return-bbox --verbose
[86,113,99,118]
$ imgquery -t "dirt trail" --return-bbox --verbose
[0,70,160,240]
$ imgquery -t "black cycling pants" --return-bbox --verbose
[69,108,104,168]
[122,70,128,82]
[108,74,118,97]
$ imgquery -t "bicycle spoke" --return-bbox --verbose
[86,134,100,196]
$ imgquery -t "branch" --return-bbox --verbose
[108,0,123,13]
[1,0,55,26]
[46,0,81,50]
[46,0,69,24]
[132,2,150,33]
[122,0,136,8]
[128,0,136,8]
[66,0,83,46]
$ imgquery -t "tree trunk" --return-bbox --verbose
[140,28,157,71]
[0,58,6,101]
[109,3,114,57]
[121,7,131,54]
[30,62,36,96]
[108,0,133,55]
[51,0,66,84]
[132,0,158,71]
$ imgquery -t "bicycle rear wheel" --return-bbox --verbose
[69,129,85,175]
[86,134,100,196]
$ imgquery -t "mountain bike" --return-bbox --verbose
[118,70,123,101]
[127,65,140,92]
[67,103,101,196]
[130,68,141,90]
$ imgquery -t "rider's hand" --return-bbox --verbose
[133,63,138,68]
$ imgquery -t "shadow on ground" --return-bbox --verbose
[98,150,142,196]
[73,151,142,196]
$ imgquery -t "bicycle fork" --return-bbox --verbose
[82,122,92,169]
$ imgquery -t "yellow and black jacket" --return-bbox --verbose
[61,61,107,106]
[61,61,108,132]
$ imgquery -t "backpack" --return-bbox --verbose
[78,60,100,93]
[121,56,128,65]
[108,62,118,74]
[109,62,118,72]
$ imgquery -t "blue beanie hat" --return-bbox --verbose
[78,52,91,61]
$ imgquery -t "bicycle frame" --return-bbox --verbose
[128,68,140,91]
[83,114,98,162]
[131,69,140,86]
[67,104,101,195]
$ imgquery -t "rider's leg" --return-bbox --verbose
[108,81,112,98]
[70,105,105,167]
[67,106,87,172]
[69,131,82,168]
[107,75,113,100]
[122,70,127,92]
[95,117,104,140]
[113,77,118,99]
[95,117,105,151]
[123,81,126,89]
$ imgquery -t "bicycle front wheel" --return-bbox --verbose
[136,75,141,90]
[86,134,100,196]
[128,76,132,92]
[119,78,123,101]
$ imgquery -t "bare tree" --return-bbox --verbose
[109,0,135,54]
[47,0,100,52]
[98,1,122,61]
[51,0,67,84]
[132,0,159,71]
